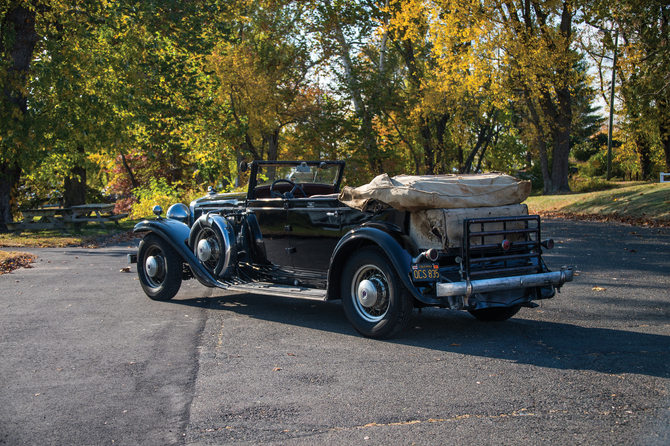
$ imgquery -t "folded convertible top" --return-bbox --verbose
[338,172,532,212]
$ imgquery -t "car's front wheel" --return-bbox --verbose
[137,235,183,301]
[341,246,412,339]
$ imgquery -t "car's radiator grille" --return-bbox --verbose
[463,215,542,279]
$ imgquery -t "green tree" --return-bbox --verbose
[614,1,670,176]
[208,1,316,168]
[392,0,583,193]
[1,1,240,230]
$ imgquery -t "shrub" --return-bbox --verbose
[568,176,618,193]
[130,178,204,219]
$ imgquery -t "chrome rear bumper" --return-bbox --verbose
[436,267,573,298]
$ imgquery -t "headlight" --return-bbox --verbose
[166,203,189,223]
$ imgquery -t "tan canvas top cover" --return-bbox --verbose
[338,172,532,212]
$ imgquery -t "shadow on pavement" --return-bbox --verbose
[165,291,670,379]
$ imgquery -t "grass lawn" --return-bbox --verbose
[0,218,142,273]
[525,182,670,224]
[0,218,141,249]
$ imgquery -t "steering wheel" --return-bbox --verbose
[270,179,307,199]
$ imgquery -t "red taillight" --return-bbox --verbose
[426,248,439,262]
[541,239,555,250]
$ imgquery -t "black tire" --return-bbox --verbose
[137,234,183,301]
[189,214,236,279]
[468,304,522,322]
[341,246,413,339]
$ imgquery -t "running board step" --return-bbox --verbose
[225,282,328,301]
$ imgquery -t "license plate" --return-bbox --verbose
[411,263,440,282]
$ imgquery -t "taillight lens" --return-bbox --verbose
[541,239,555,249]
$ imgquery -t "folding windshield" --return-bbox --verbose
[256,162,340,187]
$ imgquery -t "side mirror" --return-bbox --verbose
[239,161,248,172]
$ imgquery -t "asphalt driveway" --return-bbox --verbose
[1,219,668,445]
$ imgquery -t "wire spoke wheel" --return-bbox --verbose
[194,227,221,273]
[351,264,390,322]
[341,246,412,339]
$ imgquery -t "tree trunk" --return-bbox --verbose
[635,136,652,180]
[262,129,280,182]
[537,137,553,194]
[550,86,572,193]
[63,146,87,207]
[120,154,139,189]
[661,132,670,172]
[0,6,39,231]
[266,129,279,161]
[421,120,435,175]
[659,100,670,171]
[327,5,382,175]
[0,162,21,232]
[63,166,87,208]
[523,90,553,193]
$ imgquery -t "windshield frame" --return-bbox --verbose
[247,160,345,200]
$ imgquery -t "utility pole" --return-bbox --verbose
[607,31,618,181]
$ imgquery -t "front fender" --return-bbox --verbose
[134,218,221,288]
[328,227,438,305]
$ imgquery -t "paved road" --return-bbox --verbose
[1,220,668,445]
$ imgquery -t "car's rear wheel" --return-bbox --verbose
[137,235,182,301]
[468,304,522,322]
[341,246,412,339]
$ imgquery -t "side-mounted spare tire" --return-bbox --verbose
[189,213,237,279]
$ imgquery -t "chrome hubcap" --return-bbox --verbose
[357,279,380,307]
[194,228,220,272]
[351,264,389,322]
[197,239,212,262]
[146,255,158,278]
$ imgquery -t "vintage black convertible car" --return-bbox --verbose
[131,160,573,339]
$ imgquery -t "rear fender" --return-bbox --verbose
[328,226,438,304]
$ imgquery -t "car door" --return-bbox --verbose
[286,197,343,282]
[246,198,292,268]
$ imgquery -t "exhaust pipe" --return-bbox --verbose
[437,267,574,298]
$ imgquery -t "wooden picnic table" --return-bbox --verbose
[7,204,128,232]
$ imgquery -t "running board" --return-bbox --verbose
[224,282,328,301]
